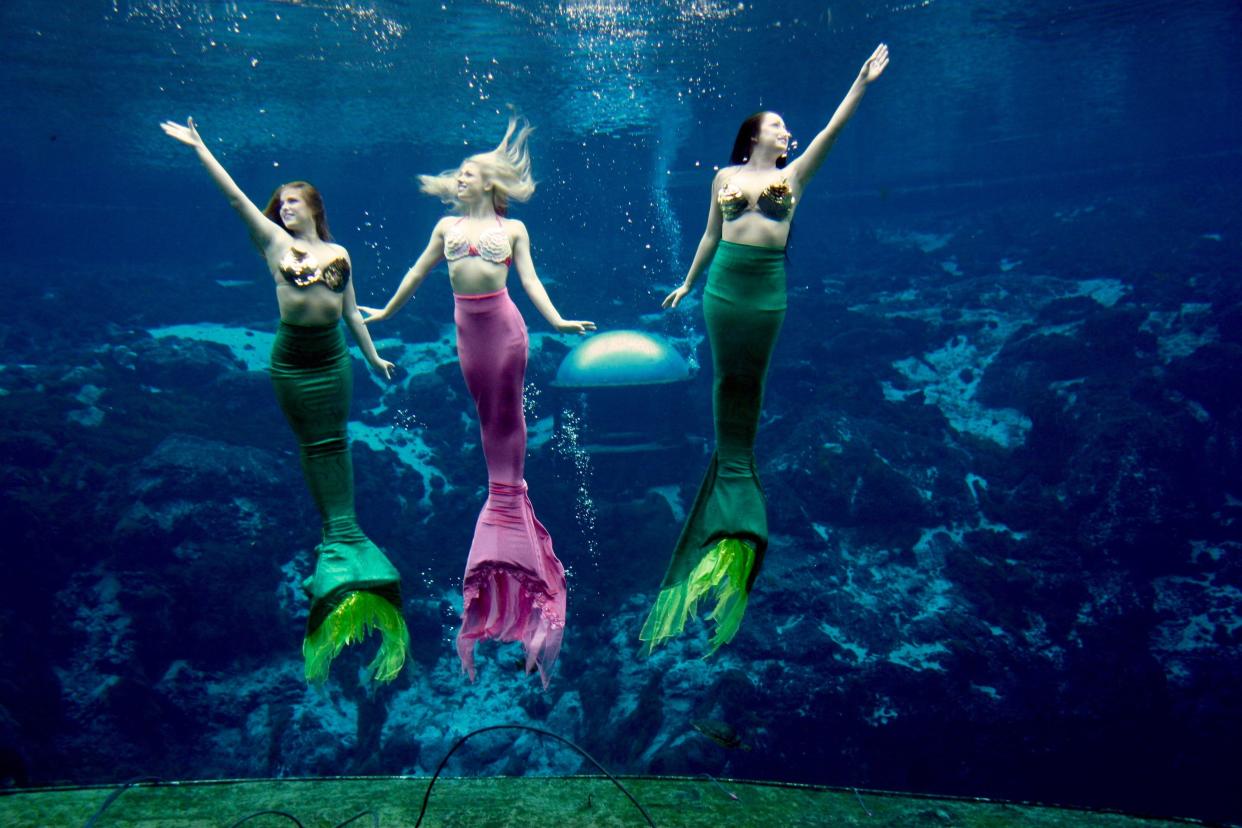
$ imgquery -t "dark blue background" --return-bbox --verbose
[1,0,1240,823]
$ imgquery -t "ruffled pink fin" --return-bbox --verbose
[457,564,565,689]
[456,481,567,688]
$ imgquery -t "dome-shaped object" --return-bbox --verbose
[553,330,690,388]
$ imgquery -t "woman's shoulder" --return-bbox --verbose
[713,165,744,189]
[430,215,460,237]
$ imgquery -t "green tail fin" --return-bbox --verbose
[303,590,410,684]
[639,537,756,657]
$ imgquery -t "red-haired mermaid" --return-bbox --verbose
[161,117,408,684]
[361,113,594,687]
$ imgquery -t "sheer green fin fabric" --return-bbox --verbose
[639,537,756,656]
[303,590,410,684]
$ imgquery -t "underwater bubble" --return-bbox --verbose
[392,407,425,433]
[523,381,542,419]
[552,404,599,568]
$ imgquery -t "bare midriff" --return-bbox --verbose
[721,212,793,250]
[449,258,509,297]
[274,281,345,326]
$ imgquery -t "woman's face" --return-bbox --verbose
[278,188,314,233]
[455,162,489,204]
[756,113,792,155]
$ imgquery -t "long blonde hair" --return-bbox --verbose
[419,115,535,215]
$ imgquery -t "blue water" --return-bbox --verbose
[1,0,1241,823]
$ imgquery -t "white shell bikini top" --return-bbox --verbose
[444,218,513,266]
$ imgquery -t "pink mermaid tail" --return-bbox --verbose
[454,288,567,687]
[457,481,566,687]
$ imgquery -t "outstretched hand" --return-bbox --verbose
[662,285,691,309]
[358,305,388,325]
[859,43,890,85]
[556,320,596,335]
[160,116,204,149]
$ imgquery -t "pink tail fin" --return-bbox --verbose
[456,481,566,688]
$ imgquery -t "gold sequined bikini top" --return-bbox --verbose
[279,246,350,293]
[717,176,795,221]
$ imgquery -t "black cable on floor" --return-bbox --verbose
[333,809,379,828]
[226,810,305,827]
[82,776,162,828]
[414,724,657,827]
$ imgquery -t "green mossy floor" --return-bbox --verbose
[0,776,1217,827]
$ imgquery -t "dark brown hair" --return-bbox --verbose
[730,111,789,168]
[263,181,332,240]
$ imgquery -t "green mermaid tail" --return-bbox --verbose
[304,585,409,684]
[640,537,756,655]
[639,450,768,655]
[641,240,785,655]
[271,321,409,683]
[302,520,409,683]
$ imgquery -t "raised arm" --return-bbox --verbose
[787,43,889,190]
[663,170,726,309]
[160,117,285,254]
[339,254,395,379]
[511,221,595,334]
[359,221,447,323]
